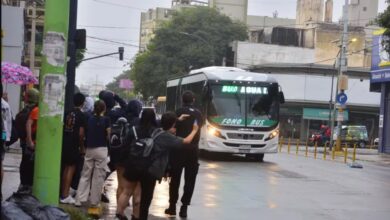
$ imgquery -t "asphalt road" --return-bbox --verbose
[3,150,390,220]
[103,152,390,220]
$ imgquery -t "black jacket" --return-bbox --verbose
[175,105,203,146]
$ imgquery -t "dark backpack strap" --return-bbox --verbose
[151,129,165,140]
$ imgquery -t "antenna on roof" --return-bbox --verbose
[273,10,278,18]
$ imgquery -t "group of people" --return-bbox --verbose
[1,87,203,220]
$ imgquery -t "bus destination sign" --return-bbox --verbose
[222,85,268,94]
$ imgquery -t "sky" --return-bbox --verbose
[75,0,388,88]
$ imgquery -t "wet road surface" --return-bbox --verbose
[102,152,390,220]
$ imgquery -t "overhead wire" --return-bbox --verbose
[87,36,140,48]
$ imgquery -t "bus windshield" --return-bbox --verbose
[207,83,279,128]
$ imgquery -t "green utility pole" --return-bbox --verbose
[33,0,70,205]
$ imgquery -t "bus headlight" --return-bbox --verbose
[207,125,226,139]
[265,129,279,141]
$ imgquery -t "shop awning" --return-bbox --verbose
[303,108,349,121]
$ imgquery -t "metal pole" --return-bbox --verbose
[64,0,78,112]
[329,49,340,149]
[336,0,349,151]
[33,0,70,205]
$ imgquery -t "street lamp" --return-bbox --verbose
[178,31,215,65]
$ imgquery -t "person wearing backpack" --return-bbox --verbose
[75,100,110,214]
[60,93,87,204]
[99,90,127,203]
[115,110,198,220]
[111,99,143,218]
[15,88,39,193]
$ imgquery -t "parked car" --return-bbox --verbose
[333,125,369,148]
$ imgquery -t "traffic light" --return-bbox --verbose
[75,29,86,49]
[119,47,124,61]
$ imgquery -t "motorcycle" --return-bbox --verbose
[309,132,324,146]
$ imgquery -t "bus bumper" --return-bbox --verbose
[201,138,278,154]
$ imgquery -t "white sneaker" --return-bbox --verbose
[74,200,82,207]
[60,196,75,204]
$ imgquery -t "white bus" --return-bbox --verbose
[166,67,284,161]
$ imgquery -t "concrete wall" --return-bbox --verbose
[209,0,248,23]
[2,5,24,115]
[271,73,380,107]
[246,15,295,30]
[349,0,379,27]
[234,41,315,69]
[296,0,324,26]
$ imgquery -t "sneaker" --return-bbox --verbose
[74,200,82,207]
[60,196,75,204]
[164,205,176,216]
[179,205,187,218]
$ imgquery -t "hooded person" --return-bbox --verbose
[110,99,143,219]
[99,90,127,123]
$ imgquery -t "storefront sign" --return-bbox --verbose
[379,115,384,128]
[303,108,349,121]
[371,29,390,83]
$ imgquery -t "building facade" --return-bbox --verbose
[296,0,324,27]
[250,64,380,142]
[348,0,379,27]
[139,7,174,52]
[209,0,248,23]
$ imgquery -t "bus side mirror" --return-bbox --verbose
[279,91,285,104]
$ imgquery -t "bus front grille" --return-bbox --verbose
[223,143,266,148]
[226,133,264,140]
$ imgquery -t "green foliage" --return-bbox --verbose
[128,6,248,98]
[76,49,86,68]
[378,0,390,53]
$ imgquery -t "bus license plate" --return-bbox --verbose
[239,145,251,153]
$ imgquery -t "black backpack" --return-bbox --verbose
[15,105,36,141]
[128,127,164,173]
[110,117,129,149]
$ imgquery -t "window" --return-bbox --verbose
[363,6,367,12]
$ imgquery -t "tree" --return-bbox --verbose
[129,7,248,98]
[378,0,390,53]
[76,49,86,68]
